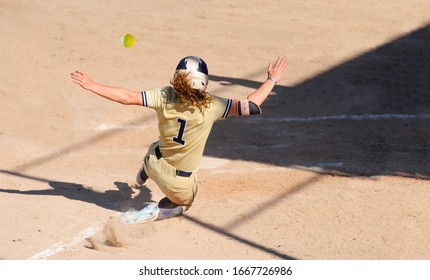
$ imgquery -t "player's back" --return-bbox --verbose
[143,86,230,172]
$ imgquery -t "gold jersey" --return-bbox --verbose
[142,86,232,172]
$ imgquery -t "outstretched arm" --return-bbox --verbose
[228,57,288,116]
[70,70,143,105]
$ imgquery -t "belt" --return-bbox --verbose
[155,146,193,177]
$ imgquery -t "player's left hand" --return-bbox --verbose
[267,57,288,83]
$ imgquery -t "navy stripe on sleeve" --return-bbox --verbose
[141,91,147,107]
[222,99,232,118]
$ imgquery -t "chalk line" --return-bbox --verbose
[28,224,102,260]
[254,114,430,123]
[97,123,148,130]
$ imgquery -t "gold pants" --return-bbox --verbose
[143,142,197,210]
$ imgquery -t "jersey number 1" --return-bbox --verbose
[173,118,187,145]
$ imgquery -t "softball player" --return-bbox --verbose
[71,56,288,224]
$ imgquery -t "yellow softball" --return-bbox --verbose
[121,33,135,48]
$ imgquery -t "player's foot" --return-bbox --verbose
[119,204,159,224]
[136,165,148,185]
[158,206,183,220]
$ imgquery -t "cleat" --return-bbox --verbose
[120,204,159,224]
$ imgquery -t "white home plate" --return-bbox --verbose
[200,156,230,169]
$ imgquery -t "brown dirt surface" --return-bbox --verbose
[0,0,429,261]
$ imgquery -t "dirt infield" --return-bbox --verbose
[1,0,429,260]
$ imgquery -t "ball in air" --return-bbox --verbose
[121,33,135,48]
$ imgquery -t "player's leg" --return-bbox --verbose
[136,142,160,186]
[143,144,198,209]
[122,142,195,224]
[157,197,183,220]
[136,164,149,185]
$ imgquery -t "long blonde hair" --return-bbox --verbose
[170,72,212,110]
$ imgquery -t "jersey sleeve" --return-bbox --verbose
[208,95,232,121]
[141,87,169,109]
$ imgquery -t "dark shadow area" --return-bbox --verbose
[206,24,430,178]
[0,170,154,212]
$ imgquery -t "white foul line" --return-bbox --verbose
[97,123,148,130]
[256,114,430,123]
[28,224,102,260]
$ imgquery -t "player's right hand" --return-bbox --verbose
[70,70,94,90]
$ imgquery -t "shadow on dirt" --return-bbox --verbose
[0,170,154,212]
[206,24,430,178]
